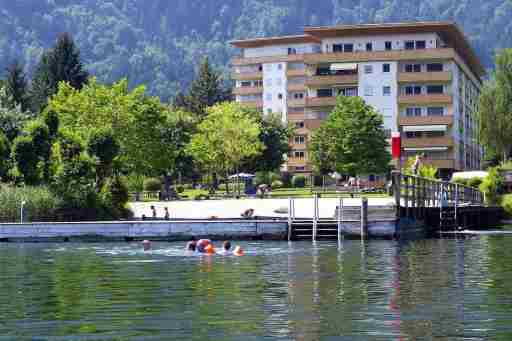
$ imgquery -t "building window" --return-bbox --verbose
[414,64,421,72]
[385,41,392,50]
[293,93,304,99]
[405,41,415,50]
[278,93,283,100]
[339,87,358,97]
[416,40,426,49]
[404,86,422,95]
[317,88,333,97]
[277,63,283,70]
[383,86,391,96]
[384,129,392,138]
[383,63,390,73]
[258,65,263,71]
[255,80,263,87]
[241,81,251,87]
[404,64,421,73]
[406,107,422,117]
[427,63,443,72]
[294,151,305,159]
[294,135,306,144]
[333,44,343,52]
[405,131,422,138]
[366,42,372,51]
[344,44,354,52]
[426,131,445,138]
[288,48,297,55]
[295,121,305,129]
[364,86,373,96]
[364,65,373,74]
[426,85,444,94]
[427,107,444,116]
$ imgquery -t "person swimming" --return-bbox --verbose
[185,240,197,252]
[217,241,231,255]
[142,240,152,251]
[196,239,212,253]
[233,245,244,256]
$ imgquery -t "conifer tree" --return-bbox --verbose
[179,57,230,118]
[30,33,89,113]
[5,61,28,111]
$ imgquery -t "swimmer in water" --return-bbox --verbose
[196,239,212,253]
[142,240,152,251]
[204,243,216,255]
[185,240,197,252]
[233,245,244,256]
[218,241,231,255]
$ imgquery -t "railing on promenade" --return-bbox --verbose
[391,171,484,219]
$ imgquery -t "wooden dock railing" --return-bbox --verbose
[391,171,484,218]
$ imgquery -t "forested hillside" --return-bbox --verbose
[1,0,511,100]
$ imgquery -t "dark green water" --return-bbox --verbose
[1,238,512,340]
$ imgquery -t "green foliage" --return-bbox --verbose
[468,177,484,188]
[0,185,60,222]
[309,96,390,176]
[4,61,28,111]
[453,177,469,186]
[480,167,504,205]
[0,131,10,181]
[280,172,292,187]
[403,156,438,179]
[292,175,306,188]
[0,86,33,142]
[271,180,283,189]
[501,194,512,217]
[42,109,59,139]
[176,185,185,194]
[100,176,130,219]
[11,135,41,185]
[144,178,162,192]
[478,49,512,162]
[30,33,89,112]
[125,174,145,193]
[187,102,263,180]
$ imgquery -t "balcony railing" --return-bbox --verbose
[305,74,358,87]
[398,71,452,83]
[402,136,454,148]
[233,86,263,95]
[305,96,337,107]
[398,94,453,105]
[398,115,454,126]
[239,99,263,108]
[231,71,263,80]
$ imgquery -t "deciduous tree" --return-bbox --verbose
[309,96,390,176]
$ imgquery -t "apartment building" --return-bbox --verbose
[230,22,485,176]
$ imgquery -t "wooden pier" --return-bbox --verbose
[287,172,503,241]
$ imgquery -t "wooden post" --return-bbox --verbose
[361,197,368,238]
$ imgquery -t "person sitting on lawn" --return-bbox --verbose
[241,208,255,218]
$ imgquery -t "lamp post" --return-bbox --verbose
[20,200,26,224]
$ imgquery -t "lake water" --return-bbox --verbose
[1,238,512,340]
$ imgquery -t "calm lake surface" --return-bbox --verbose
[1,238,512,340]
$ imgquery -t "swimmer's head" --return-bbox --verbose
[233,246,244,256]
[187,241,197,251]
[142,240,151,251]
[205,244,215,254]
[223,241,231,251]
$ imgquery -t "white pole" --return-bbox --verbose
[337,197,343,242]
[312,194,318,241]
[20,201,26,224]
[288,197,292,241]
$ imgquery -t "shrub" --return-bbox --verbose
[101,176,131,219]
[269,172,280,184]
[453,177,469,186]
[501,194,512,217]
[254,171,268,186]
[280,172,292,187]
[176,185,185,194]
[125,174,145,193]
[480,167,504,206]
[271,180,283,189]
[292,175,306,188]
[144,177,161,191]
[0,185,60,222]
[468,177,483,188]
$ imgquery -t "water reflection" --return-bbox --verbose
[1,238,512,340]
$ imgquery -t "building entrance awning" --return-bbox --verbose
[330,63,358,71]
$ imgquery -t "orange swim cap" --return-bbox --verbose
[205,244,215,254]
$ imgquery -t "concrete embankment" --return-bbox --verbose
[0,220,288,242]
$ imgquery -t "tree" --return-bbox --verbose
[11,135,41,185]
[87,128,120,191]
[30,33,89,112]
[0,86,32,142]
[242,112,292,173]
[0,131,9,181]
[4,61,28,111]
[309,96,391,176]
[478,49,512,162]
[177,57,230,118]
[187,102,263,191]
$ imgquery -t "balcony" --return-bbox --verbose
[287,83,305,92]
[398,94,452,105]
[303,48,455,65]
[287,157,308,166]
[231,71,263,81]
[398,71,452,83]
[398,115,454,126]
[305,74,358,87]
[232,54,305,66]
[239,100,263,109]
[305,119,323,130]
[233,86,263,95]
[288,98,306,108]
[287,69,306,77]
[402,136,454,148]
[306,96,337,107]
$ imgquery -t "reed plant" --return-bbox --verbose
[0,185,60,222]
